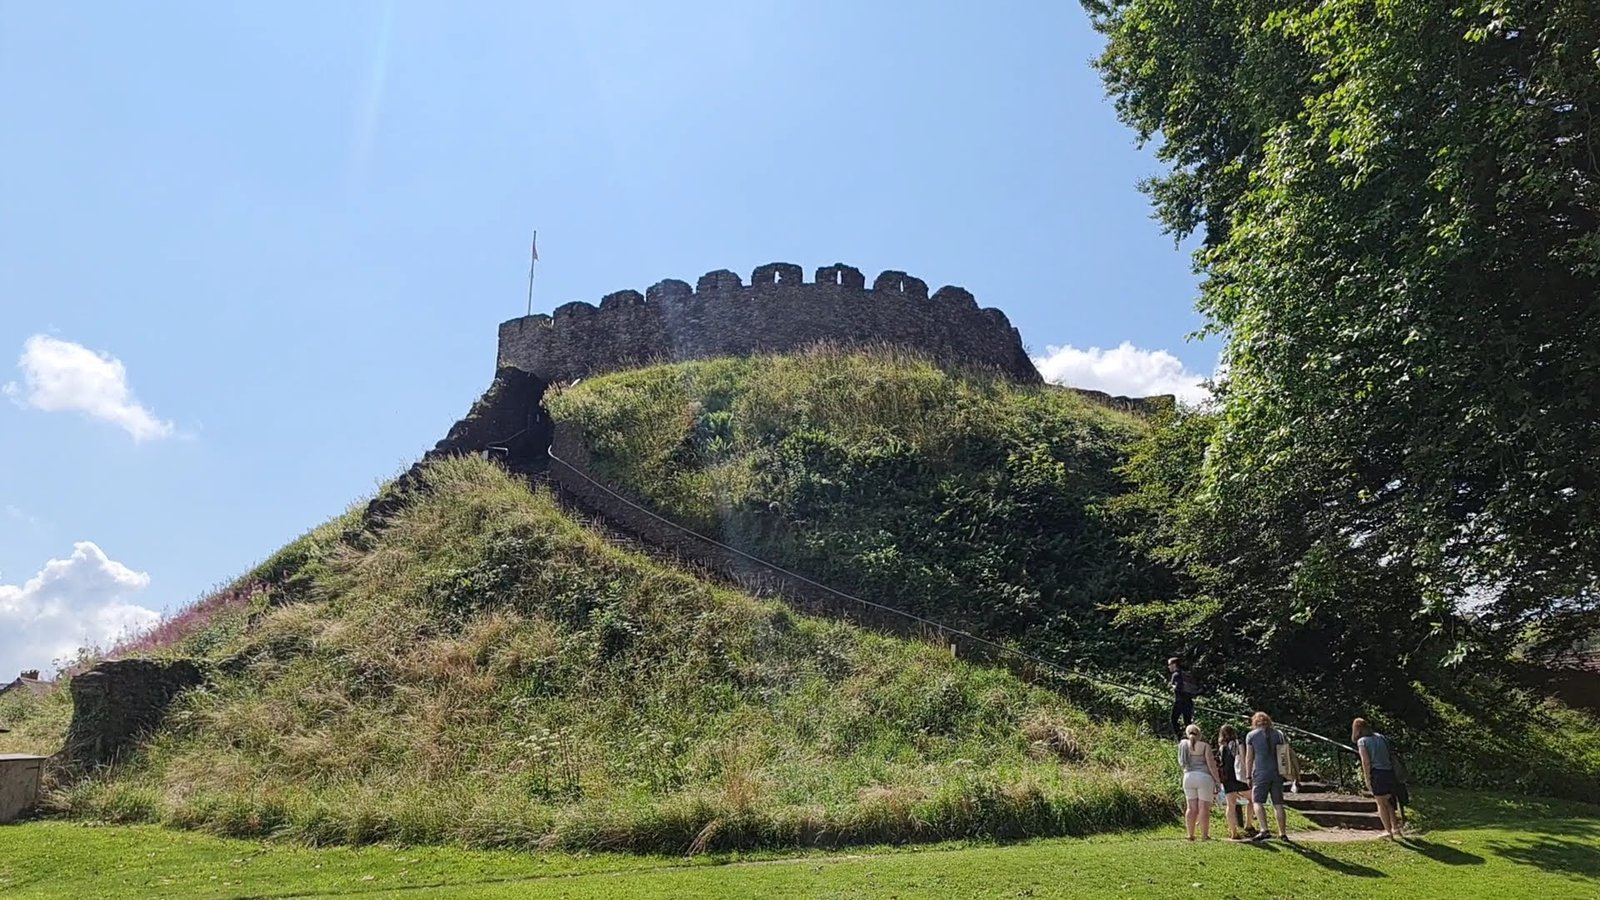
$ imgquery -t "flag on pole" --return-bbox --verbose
[526,230,539,316]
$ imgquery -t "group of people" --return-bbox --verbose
[1168,657,1409,842]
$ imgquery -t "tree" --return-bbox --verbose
[1087,0,1600,673]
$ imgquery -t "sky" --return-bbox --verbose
[0,1,1215,679]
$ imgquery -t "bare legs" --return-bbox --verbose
[1226,791,1253,839]
[1251,800,1288,838]
[1373,793,1397,837]
[1185,798,1215,841]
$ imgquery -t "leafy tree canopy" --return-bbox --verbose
[1086,0,1600,669]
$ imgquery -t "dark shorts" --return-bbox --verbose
[1251,778,1284,805]
[1370,768,1398,797]
[1223,778,1249,794]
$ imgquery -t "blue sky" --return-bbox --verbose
[0,1,1211,677]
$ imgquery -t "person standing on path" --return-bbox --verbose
[1353,717,1404,838]
[1167,657,1197,736]
[1243,711,1290,841]
[1178,724,1223,841]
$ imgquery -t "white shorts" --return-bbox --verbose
[1182,770,1216,801]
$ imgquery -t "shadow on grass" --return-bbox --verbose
[1396,837,1484,866]
[1487,837,1600,879]
[1244,839,1387,878]
[1414,791,1600,837]
[252,878,543,899]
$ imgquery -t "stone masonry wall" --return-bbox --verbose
[498,262,1042,384]
[363,367,550,527]
[63,658,205,771]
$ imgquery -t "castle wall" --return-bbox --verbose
[497,263,1041,384]
[63,658,205,772]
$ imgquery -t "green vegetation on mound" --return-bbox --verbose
[547,348,1600,801]
[5,790,1598,899]
[54,457,1174,852]
[547,347,1165,673]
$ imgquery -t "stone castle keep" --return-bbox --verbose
[497,262,1043,385]
[420,259,1168,471]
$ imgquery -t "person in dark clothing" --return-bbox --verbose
[1168,657,1196,735]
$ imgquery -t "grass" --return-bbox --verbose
[35,456,1179,853]
[3,790,1597,898]
[546,346,1165,675]
[0,686,71,758]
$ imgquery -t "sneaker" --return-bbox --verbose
[1250,831,1269,842]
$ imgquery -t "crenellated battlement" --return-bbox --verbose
[498,262,1041,385]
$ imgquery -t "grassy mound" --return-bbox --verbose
[544,348,1600,800]
[546,347,1165,673]
[51,457,1174,852]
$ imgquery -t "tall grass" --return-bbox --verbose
[57,457,1178,852]
[546,347,1600,802]
[546,346,1164,675]
[0,683,72,757]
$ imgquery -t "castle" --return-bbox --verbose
[496,262,1041,385]
[408,260,1167,472]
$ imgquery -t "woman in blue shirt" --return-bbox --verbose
[1352,717,1403,837]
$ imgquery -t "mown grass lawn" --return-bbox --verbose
[2,790,1597,898]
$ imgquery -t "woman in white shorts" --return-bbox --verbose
[1178,723,1224,841]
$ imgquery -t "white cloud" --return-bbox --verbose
[0,542,160,677]
[4,335,174,441]
[1033,342,1211,405]
[4,504,43,531]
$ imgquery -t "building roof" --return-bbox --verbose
[0,673,56,699]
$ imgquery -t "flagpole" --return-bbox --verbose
[525,229,538,317]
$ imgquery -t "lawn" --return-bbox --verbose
[2,790,1596,898]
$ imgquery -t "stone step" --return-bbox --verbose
[1285,795,1377,813]
[1299,809,1386,830]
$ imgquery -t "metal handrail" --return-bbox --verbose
[543,445,1360,762]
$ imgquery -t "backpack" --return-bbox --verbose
[1383,735,1412,808]
[1219,741,1238,780]
[1178,670,1202,697]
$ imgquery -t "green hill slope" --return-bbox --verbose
[546,347,1166,674]
[545,348,1600,801]
[51,457,1175,851]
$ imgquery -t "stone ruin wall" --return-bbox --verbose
[497,262,1043,385]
